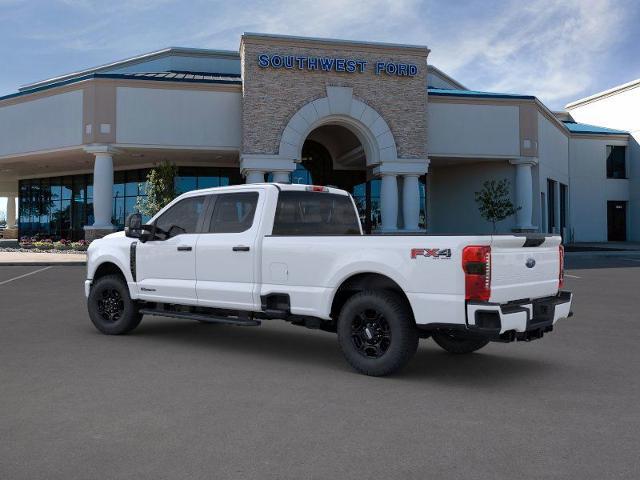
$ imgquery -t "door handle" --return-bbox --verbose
[232,246,250,252]
[177,245,193,252]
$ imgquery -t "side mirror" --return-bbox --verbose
[125,213,143,238]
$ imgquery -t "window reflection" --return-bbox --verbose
[18,166,242,240]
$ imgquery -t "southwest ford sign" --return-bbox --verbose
[257,54,418,77]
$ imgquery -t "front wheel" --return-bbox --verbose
[432,331,489,354]
[337,291,418,376]
[88,274,142,335]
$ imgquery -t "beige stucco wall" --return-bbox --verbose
[427,101,520,157]
[569,136,630,241]
[429,161,517,234]
[0,90,83,157]
[240,35,428,160]
[567,86,639,241]
[116,86,242,148]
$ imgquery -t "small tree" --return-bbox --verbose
[474,179,520,233]
[136,161,178,217]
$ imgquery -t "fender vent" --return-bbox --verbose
[130,242,137,281]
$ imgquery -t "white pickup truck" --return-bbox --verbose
[85,183,572,376]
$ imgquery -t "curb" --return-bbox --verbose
[565,251,640,257]
[0,262,86,266]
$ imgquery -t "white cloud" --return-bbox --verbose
[2,0,635,109]
[426,0,628,107]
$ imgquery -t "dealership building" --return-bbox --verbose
[0,33,637,241]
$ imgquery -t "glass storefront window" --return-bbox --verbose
[87,175,94,200]
[198,176,219,189]
[175,176,198,195]
[113,171,125,199]
[18,166,243,240]
[62,177,72,200]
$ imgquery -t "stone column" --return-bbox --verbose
[245,170,265,184]
[240,154,295,185]
[402,174,421,231]
[271,171,291,184]
[380,174,398,232]
[375,159,429,233]
[84,146,116,240]
[510,157,538,231]
[6,195,17,229]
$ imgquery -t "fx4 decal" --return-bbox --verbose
[411,248,452,259]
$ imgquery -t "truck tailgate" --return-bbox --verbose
[490,235,561,303]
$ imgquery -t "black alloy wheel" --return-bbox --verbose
[88,274,142,335]
[337,290,418,376]
[351,309,392,359]
[97,288,125,323]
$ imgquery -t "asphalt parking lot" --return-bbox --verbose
[1,256,639,479]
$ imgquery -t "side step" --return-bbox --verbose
[139,308,261,326]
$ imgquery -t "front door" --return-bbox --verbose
[607,201,627,241]
[196,191,261,311]
[136,195,208,305]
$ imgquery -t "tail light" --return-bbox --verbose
[462,246,491,301]
[559,244,565,289]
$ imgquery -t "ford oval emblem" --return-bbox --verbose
[525,258,536,268]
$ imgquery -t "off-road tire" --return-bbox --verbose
[432,331,489,354]
[88,274,142,335]
[337,290,418,376]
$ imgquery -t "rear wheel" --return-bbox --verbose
[88,274,142,335]
[337,291,418,376]
[432,331,489,354]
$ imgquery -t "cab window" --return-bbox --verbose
[207,192,259,233]
[155,196,206,237]
[272,191,360,235]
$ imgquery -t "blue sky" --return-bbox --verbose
[0,0,639,109]
[0,0,640,109]
[1,0,639,215]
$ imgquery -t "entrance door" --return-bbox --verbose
[607,201,627,241]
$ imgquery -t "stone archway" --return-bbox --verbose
[278,86,398,166]
[240,85,429,231]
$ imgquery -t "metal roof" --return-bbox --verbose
[0,71,241,103]
[562,121,628,135]
[428,87,535,100]
[19,47,240,92]
[116,71,241,82]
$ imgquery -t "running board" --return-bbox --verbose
[139,308,261,326]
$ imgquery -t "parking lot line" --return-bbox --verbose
[0,266,52,286]
[565,274,581,278]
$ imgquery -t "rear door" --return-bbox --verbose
[136,195,208,305]
[607,201,627,241]
[489,235,561,303]
[195,190,262,311]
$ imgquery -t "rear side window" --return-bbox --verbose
[272,191,360,235]
[208,192,259,233]
[155,196,206,236]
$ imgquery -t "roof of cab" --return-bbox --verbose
[178,183,351,198]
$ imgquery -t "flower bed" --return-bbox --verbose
[5,237,91,254]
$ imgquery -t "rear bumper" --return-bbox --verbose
[465,291,572,341]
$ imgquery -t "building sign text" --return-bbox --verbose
[257,54,418,77]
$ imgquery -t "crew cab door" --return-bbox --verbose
[196,191,261,311]
[136,195,208,305]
